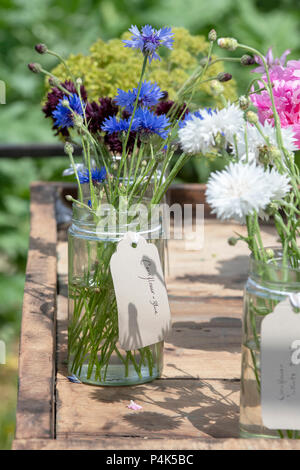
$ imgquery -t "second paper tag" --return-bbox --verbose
[110,232,171,351]
[261,298,300,430]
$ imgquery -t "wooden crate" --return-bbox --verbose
[12,182,300,450]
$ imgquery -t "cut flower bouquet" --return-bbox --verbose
[177,38,300,438]
[29,25,242,386]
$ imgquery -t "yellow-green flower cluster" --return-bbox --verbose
[47,27,236,107]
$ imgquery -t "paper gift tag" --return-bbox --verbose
[110,232,171,351]
[261,298,300,430]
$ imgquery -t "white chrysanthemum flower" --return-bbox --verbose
[178,104,244,154]
[267,167,291,200]
[178,109,216,154]
[232,122,297,162]
[206,162,290,223]
[212,103,244,141]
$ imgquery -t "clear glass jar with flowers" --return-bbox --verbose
[29,26,241,385]
[178,36,300,438]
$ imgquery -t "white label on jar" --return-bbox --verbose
[110,232,171,351]
[261,298,300,430]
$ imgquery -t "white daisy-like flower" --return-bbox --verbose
[232,122,297,162]
[212,103,245,141]
[178,104,244,155]
[178,109,216,154]
[206,162,290,223]
[267,167,291,201]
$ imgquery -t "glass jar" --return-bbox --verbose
[240,247,300,438]
[68,202,165,386]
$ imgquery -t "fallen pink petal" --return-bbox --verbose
[127,400,142,410]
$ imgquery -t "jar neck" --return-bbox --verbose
[249,248,300,294]
[70,204,162,241]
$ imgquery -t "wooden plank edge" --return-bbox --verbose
[15,183,58,440]
[12,437,300,450]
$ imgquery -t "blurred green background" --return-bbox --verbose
[0,0,299,449]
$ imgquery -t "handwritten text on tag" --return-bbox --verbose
[110,233,171,351]
[261,298,300,430]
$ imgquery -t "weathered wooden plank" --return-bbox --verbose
[166,221,279,298]
[15,182,57,440]
[12,437,300,450]
[56,375,239,440]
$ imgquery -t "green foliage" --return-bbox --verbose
[0,157,67,342]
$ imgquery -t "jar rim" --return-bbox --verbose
[249,246,300,289]
[250,246,300,273]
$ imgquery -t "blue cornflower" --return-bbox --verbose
[115,81,164,113]
[78,167,107,184]
[52,93,84,128]
[101,115,139,134]
[134,107,170,139]
[123,25,174,62]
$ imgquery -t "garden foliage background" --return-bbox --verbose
[0,0,299,449]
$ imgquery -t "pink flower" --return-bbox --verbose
[250,60,300,149]
[253,47,290,74]
[127,400,142,410]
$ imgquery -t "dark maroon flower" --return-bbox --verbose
[86,97,118,134]
[104,132,138,155]
[155,100,189,121]
[42,80,87,137]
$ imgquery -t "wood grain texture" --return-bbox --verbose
[12,437,300,450]
[13,183,288,449]
[15,182,57,439]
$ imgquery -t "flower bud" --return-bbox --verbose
[28,62,42,73]
[208,29,217,42]
[65,195,73,201]
[199,57,211,67]
[268,145,281,161]
[35,43,48,54]
[217,72,232,83]
[240,54,255,66]
[239,95,250,111]
[228,236,238,246]
[155,153,165,163]
[48,76,61,87]
[61,99,70,108]
[214,132,226,148]
[73,113,84,128]
[76,78,83,86]
[246,110,258,124]
[265,248,275,259]
[210,80,224,96]
[217,37,238,51]
[64,142,74,155]
[258,145,270,165]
